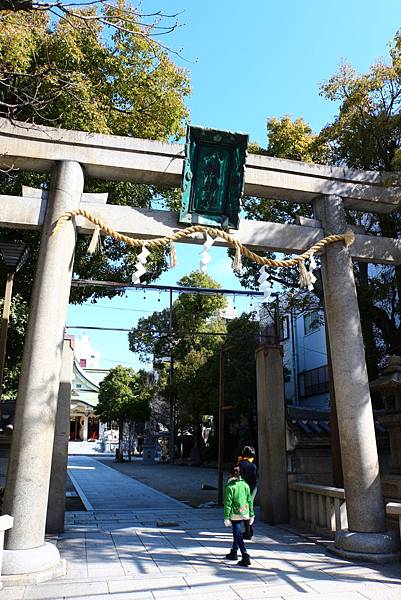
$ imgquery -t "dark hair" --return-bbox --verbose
[241,446,255,459]
[230,465,241,478]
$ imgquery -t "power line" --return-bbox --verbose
[67,325,131,332]
[101,357,148,367]
[71,279,264,297]
[80,304,154,313]
[66,325,229,336]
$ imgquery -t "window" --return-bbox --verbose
[303,311,320,335]
[298,365,329,397]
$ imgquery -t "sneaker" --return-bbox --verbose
[225,549,238,560]
[237,553,251,567]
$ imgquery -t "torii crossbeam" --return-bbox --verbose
[0,119,400,578]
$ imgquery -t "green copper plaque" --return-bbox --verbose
[179,126,248,229]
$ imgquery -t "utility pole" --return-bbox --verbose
[217,348,225,505]
[168,288,175,465]
[217,346,233,505]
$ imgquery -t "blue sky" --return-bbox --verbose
[67,1,401,370]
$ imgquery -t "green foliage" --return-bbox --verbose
[316,31,401,372]
[0,7,190,134]
[129,271,227,442]
[128,271,227,363]
[239,31,401,375]
[0,5,190,397]
[0,6,190,303]
[224,313,259,415]
[267,116,328,164]
[0,293,29,399]
[319,38,401,172]
[237,115,327,291]
[96,365,151,425]
[221,313,260,451]
[128,270,261,460]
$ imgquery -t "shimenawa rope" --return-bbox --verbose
[51,208,355,288]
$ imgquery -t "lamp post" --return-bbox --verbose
[168,289,175,465]
[0,242,28,401]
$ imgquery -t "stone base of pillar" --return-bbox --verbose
[334,529,401,563]
[2,542,65,581]
[1,560,66,587]
[142,443,156,464]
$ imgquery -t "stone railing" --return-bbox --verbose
[288,482,348,536]
[386,502,401,539]
[0,514,13,590]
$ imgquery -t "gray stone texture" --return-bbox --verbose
[0,118,399,211]
[314,195,386,534]
[256,345,288,524]
[3,456,401,598]
[2,161,84,573]
[46,339,74,534]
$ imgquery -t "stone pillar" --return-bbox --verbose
[2,161,83,577]
[256,345,288,524]
[314,195,400,561]
[46,339,74,534]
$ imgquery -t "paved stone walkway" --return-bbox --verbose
[67,455,186,510]
[2,456,401,600]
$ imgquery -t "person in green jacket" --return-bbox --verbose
[223,465,254,566]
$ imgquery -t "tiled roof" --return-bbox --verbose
[287,406,386,436]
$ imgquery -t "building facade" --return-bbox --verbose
[282,309,329,408]
[66,334,109,442]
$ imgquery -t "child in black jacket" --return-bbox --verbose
[237,446,257,539]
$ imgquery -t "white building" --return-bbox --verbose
[73,334,101,369]
[260,302,329,408]
[66,334,109,441]
[281,309,329,408]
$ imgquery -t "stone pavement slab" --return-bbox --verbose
[3,455,401,599]
[67,455,187,511]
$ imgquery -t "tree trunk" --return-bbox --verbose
[116,420,125,462]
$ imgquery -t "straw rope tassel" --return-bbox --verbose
[232,241,243,274]
[169,240,177,268]
[87,225,101,255]
[298,260,309,289]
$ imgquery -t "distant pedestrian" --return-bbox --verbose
[224,465,254,567]
[136,433,144,455]
[237,446,257,539]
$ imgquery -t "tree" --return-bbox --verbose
[240,32,401,377]
[128,271,227,362]
[0,7,190,397]
[317,32,401,373]
[223,313,260,450]
[0,293,28,399]
[0,6,190,298]
[96,364,151,460]
[0,2,186,122]
[238,116,327,293]
[129,271,227,460]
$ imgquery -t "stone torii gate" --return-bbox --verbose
[0,119,401,577]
